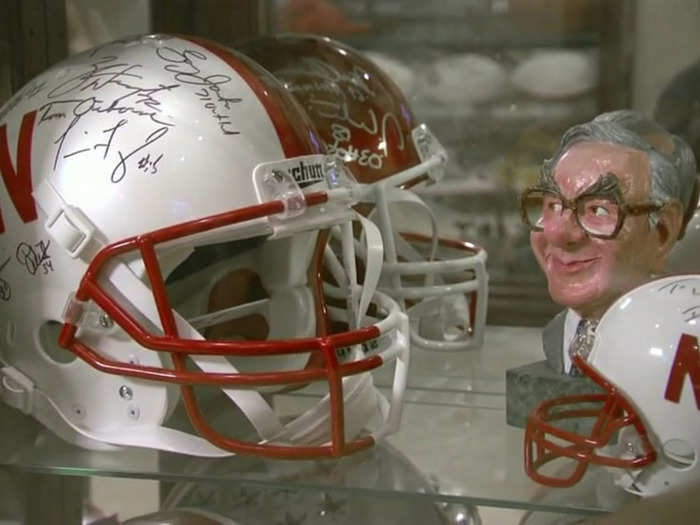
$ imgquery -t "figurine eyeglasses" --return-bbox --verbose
[519,172,663,240]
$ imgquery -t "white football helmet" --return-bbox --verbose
[240,34,489,352]
[525,275,700,497]
[0,34,411,459]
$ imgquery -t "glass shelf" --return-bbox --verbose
[1,326,634,520]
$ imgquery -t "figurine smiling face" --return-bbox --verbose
[530,141,663,319]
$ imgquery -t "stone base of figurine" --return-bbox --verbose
[505,360,605,435]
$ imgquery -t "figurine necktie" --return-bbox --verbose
[568,319,598,376]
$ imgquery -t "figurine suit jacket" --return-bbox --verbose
[542,309,568,373]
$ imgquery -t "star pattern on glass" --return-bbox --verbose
[229,486,262,509]
[188,484,218,507]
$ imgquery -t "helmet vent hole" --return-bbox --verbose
[39,321,77,365]
[662,439,696,470]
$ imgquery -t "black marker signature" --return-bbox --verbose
[137,152,163,174]
[47,56,178,117]
[157,46,242,136]
[41,90,176,169]
[96,119,128,159]
[111,126,169,183]
[44,56,178,126]
[37,54,180,170]
[49,56,144,97]
[0,257,11,301]
[46,97,96,169]
[16,240,52,276]
[681,305,700,323]
[63,119,129,160]
[658,278,700,296]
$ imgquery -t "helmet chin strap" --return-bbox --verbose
[364,186,440,290]
[263,368,389,446]
[324,212,384,330]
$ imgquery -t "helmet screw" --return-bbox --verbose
[119,385,133,401]
[99,313,113,329]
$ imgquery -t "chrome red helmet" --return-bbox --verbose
[240,33,489,352]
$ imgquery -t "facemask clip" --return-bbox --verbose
[412,124,448,183]
[257,168,307,220]
[62,292,114,333]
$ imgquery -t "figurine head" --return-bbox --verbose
[521,110,697,319]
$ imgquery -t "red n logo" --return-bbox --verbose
[0,110,38,234]
[664,333,700,410]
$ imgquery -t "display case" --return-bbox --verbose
[2,1,698,524]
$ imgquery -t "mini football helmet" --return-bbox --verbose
[525,275,700,497]
[0,34,410,459]
[240,33,489,352]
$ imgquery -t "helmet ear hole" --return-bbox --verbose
[38,321,77,365]
[662,438,696,470]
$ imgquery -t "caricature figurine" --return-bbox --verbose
[519,110,698,374]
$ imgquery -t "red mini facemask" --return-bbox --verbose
[524,354,656,487]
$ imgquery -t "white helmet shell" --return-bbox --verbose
[0,34,410,459]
